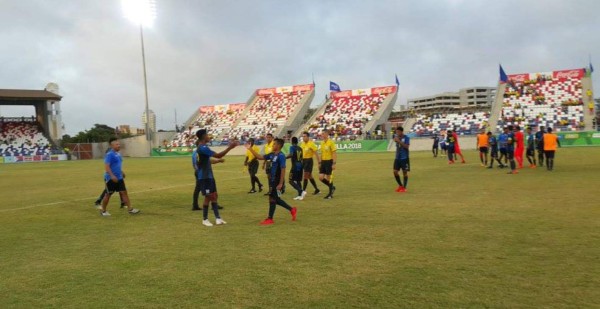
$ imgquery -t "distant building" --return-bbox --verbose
[117,125,144,135]
[142,109,156,133]
[408,87,496,112]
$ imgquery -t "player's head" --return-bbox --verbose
[109,137,120,151]
[302,131,310,142]
[487,131,492,136]
[547,127,553,133]
[266,133,274,143]
[507,125,514,132]
[526,127,532,134]
[539,125,545,132]
[196,129,209,143]
[321,129,330,139]
[273,138,285,151]
[248,137,255,146]
[503,127,509,133]
[291,136,298,145]
[395,126,404,136]
[515,125,520,131]
[447,130,452,135]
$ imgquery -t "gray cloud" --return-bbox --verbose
[0,0,598,134]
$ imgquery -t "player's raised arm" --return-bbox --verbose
[213,140,239,158]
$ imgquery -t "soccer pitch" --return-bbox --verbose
[1,148,599,308]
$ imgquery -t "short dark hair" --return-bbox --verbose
[248,138,255,144]
[507,125,514,131]
[487,132,492,135]
[396,126,404,132]
[266,133,273,138]
[515,125,521,130]
[291,137,298,144]
[196,129,207,140]
[547,127,553,132]
[302,131,309,136]
[109,137,118,144]
[274,138,285,147]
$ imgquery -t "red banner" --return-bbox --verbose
[256,88,276,96]
[229,103,246,111]
[371,86,397,95]
[507,74,529,83]
[293,84,315,92]
[331,90,352,99]
[199,106,214,113]
[553,68,584,81]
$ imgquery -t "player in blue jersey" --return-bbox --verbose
[99,138,140,217]
[535,126,546,166]
[506,125,517,174]
[286,137,305,200]
[192,140,225,211]
[497,129,509,168]
[393,127,410,192]
[525,127,537,168]
[446,130,456,164]
[486,132,503,168]
[432,134,439,158]
[194,129,239,227]
[246,138,298,225]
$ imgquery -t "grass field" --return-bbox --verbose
[1,148,599,308]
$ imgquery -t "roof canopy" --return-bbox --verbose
[0,89,62,101]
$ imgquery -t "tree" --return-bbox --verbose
[64,124,132,143]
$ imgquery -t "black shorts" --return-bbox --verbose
[499,148,507,155]
[544,150,555,159]
[490,149,498,158]
[441,144,447,150]
[393,158,410,172]
[479,147,488,154]
[319,160,333,175]
[248,160,259,175]
[106,179,126,193]
[196,178,217,196]
[289,169,302,182]
[302,159,314,173]
[265,161,272,174]
[526,149,535,156]
[507,151,515,160]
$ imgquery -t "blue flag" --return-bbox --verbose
[395,74,400,86]
[499,65,508,83]
[330,81,341,92]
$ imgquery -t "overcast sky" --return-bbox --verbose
[0,0,598,135]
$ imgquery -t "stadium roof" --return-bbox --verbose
[0,89,62,101]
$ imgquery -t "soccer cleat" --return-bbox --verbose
[313,189,320,195]
[260,218,274,225]
[128,208,141,214]
[215,218,227,225]
[95,204,103,210]
[293,195,302,200]
[192,206,202,211]
[398,187,406,193]
[218,205,224,209]
[94,201,101,206]
[301,191,307,199]
[461,160,466,164]
[120,203,126,209]
[324,194,332,199]
[291,207,297,221]
[395,186,404,192]
[248,189,257,194]
[202,219,214,227]
[100,211,111,217]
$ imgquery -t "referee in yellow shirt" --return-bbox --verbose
[298,131,320,200]
[244,138,263,193]
[263,133,275,195]
[318,129,337,199]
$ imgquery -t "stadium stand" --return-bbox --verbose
[0,119,52,156]
[497,68,586,131]
[409,111,489,136]
[226,84,314,140]
[302,86,397,139]
[169,103,245,147]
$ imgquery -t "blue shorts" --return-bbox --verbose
[196,178,217,196]
[393,158,410,171]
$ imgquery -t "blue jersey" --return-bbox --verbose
[527,133,535,150]
[104,150,123,181]
[535,131,544,148]
[192,149,198,170]
[395,135,410,160]
[489,136,498,151]
[196,144,216,180]
[265,152,286,186]
[506,132,515,151]
[432,136,440,147]
[288,145,303,172]
[498,133,508,149]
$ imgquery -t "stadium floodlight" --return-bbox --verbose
[122,0,156,155]
[122,0,156,27]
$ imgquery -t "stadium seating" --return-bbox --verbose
[0,121,52,156]
[410,112,489,136]
[306,93,387,138]
[169,106,244,147]
[227,90,310,140]
[498,74,584,131]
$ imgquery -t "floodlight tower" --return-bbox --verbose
[122,0,156,156]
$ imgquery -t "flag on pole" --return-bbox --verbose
[499,64,508,83]
[395,74,400,86]
[330,81,341,92]
[312,73,315,86]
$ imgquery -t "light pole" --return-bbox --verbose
[122,0,156,156]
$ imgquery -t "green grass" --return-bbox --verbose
[1,148,599,308]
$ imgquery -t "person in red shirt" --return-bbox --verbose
[452,130,466,164]
[513,125,525,169]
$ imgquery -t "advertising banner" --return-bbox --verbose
[152,147,196,156]
[331,90,353,99]
[257,88,276,96]
[200,106,214,113]
[214,104,228,112]
[371,86,397,95]
[556,131,600,147]
[229,103,246,111]
[293,84,314,92]
[1,154,67,163]
[507,73,529,83]
[276,86,293,93]
[553,69,585,81]
[508,68,585,83]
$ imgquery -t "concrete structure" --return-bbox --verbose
[142,109,156,133]
[408,87,496,112]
